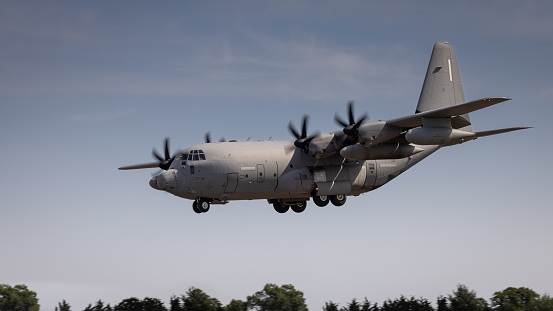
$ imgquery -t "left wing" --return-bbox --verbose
[386,97,510,129]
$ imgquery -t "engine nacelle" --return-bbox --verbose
[340,143,424,160]
[405,127,475,145]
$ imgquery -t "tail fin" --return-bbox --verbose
[416,41,472,131]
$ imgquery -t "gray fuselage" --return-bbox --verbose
[155,140,438,204]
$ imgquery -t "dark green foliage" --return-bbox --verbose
[380,295,433,311]
[437,295,449,311]
[83,300,112,311]
[323,301,340,311]
[180,287,222,311]
[344,298,361,311]
[448,284,489,311]
[6,282,553,311]
[224,299,247,311]
[0,284,40,311]
[531,294,553,311]
[246,283,308,311]
[56,299,71,311]
[491,287,539,311]
[169,295,184,311]
[113,297,166,311]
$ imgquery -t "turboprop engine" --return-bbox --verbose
[405,127,475,146]
[340,143,424,160]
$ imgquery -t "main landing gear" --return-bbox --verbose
[192,198,210,214]
[271,194,347,213]
[272,201,307,214]
[313,194,346,207]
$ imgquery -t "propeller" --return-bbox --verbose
[288,115,318,154]
[334,101,368,140]
[152,137,176,170]
[205,132,226,143]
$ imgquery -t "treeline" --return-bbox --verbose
[2,283,553,311]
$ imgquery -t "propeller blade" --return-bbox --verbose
[164,137,170,160]
[334,113,349,128]
[348,101,355,125]
[152,148,164,162]
[301,115,309,138]
[288,121,301,139]
[205,132,211,143]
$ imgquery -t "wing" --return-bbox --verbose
[118,162,160,170]
[386,97,511,129]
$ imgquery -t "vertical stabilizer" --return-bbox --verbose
[416,41,471,131]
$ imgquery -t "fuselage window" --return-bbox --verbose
[190,166,195,174]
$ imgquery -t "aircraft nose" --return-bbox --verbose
[150,169,178,190]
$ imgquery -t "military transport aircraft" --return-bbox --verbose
[119,41,529,214]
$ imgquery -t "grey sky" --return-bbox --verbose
[1,1,551,310]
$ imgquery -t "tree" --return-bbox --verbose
[343,298,361,311]
[225,299,247,311]
[169,295,184,311]
[113,297,166,311]
[437,295,450,311]
[491,287,539,311]
[181,287,222,311]
[56,300,71,311]
[448,284,489,311]
[323,301,340,311]
[246,283,308,311]
[381,295,433,311]
[531,293,553,311]
[84,300,112,311]
[0,284,40,311]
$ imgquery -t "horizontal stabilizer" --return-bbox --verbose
[118,162,160,170]
[387,97,511,129]
[472,126,532,139]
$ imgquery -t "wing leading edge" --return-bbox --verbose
[386,97,511,129]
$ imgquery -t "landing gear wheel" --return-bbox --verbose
[273,202,289,213]
[291,201,307,213]
[197,199,210,213]
[330,194,347,206]
[313,195,329,207]
[192,201,202,214]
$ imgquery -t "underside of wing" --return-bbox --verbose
[386,97,511,129]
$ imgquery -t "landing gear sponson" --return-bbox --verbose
[268,194,347,214]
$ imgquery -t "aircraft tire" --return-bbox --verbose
[312,195,329,207]
[291,201,307,213]
[192,201,202,214]
[273,202,289,213]
[198,199,210,213]
[330,194,347,206]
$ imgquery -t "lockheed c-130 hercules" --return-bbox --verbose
[119,41,529,214]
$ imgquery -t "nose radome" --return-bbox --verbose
[150,169,178,190]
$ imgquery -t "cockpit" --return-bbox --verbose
[179,149,207,166]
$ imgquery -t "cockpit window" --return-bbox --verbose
[187,150,207,162]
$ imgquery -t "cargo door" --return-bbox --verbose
[363,161,377,189]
